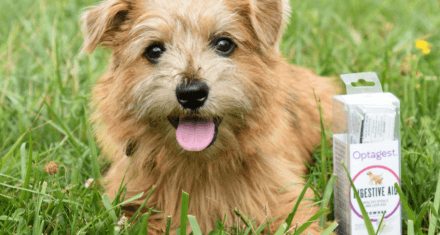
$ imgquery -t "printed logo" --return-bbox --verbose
[350,165,400,222]
[366,171,383,185]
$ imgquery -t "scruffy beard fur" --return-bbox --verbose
[81,0,339,233]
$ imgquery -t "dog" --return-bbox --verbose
[81,0,339,233]
[375,178,384,185]
[367,171,382,185]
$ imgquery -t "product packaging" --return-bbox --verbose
[333,72,401,235]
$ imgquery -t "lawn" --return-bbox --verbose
[0,0,439,234]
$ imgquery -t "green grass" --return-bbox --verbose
[0,0,439,234]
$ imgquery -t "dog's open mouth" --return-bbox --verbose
[167,116,222,151]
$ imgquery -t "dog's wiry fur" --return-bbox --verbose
[82,0,339,233]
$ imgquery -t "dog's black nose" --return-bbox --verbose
[176,79,209,110]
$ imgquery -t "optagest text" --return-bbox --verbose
[353,149,397,161]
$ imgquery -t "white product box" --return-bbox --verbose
[333,72,402,235]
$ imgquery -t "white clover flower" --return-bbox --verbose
[85,178,94,188]
[118,215,127,226]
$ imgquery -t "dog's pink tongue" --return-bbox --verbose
[176,119,215,151]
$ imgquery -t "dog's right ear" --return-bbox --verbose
[81,0,131,54]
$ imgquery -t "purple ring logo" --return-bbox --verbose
[349,165,400,222]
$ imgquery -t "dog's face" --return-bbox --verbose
[82,0,290,152]
[367,171,372,176]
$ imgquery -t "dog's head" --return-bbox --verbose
[82,0,291,152]
[366,171,372,176]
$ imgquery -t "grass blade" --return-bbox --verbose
[375,212,386,235]
[415,202,429,229]
[139,208,153,234]
[115,192,145,209]
[408,220,414,235]
[243,225,252,235]
[2,131,26,163]
[33,181,47,235]
[273,222,287,235]
[51,16,64,95]
[256,222,267,234]
[20,143,27,181]
[188,215,203,235]
[128,186,155,224]
[39,218,45,234]
[320,221,338,235]
[102,193,118,224]
[233,210,250,228]
[428,169,440,235]
[19,134,33,203]
[342,162,375,235]
[45,101,81,153]
[219,214,227,235]
[319,174,337,228]
[394,183,416,221]
[85,106,101,179]
[284,177,312,233]
[292,207,327,235]
[0,182,58,200]
[431,204,439,218]
[180,191,189,235]
[77,192,145,234]
[165,216,172,235]
[313,89,328,191]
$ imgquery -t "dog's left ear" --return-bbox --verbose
[249,0,291,49]
[81,0,131,54]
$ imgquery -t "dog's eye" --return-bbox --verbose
[143,43,166,64]
[211,37,236,57]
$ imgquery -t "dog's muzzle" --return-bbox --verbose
[169,78,221,151]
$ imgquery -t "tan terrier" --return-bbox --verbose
[81,0,339,233]
[375,178,384,185]
[367,171,382,185]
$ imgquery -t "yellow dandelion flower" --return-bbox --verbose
[415,84,420,90]
[415,40,432,55]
